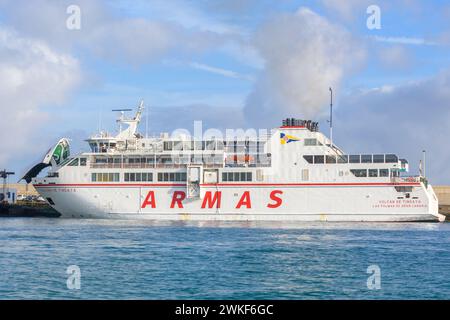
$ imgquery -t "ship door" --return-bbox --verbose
[187,165,202,199]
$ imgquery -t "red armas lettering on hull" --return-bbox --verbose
[267,190,283,208]
[141,191,156,208]
[236,191,252,209]
[140,190,284,210]
[170,191,186,208]
[201,191,221,208]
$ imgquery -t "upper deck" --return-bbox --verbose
[21,103,414,187]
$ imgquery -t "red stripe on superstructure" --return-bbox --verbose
[201,183,421,187]
[34,182,421,188]
[34,183,185,187]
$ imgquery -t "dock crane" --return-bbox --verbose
[1,170,15,204]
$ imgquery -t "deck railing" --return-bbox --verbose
[90,162,271,169]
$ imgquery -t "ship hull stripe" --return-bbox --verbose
[34,182,421,188]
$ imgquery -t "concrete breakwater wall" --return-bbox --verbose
[434,186,450,216]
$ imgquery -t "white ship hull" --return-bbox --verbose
[34,183,444,222]
[25,105,445,223]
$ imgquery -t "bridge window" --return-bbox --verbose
[391,170,400,177]
[361,155,372,163]
[385,154,398,163]
[380,169,389,177]
[163,141,173,151]
[373,154,385,163]
[206,140,216,150]
[337,155,348,163]
[95,157,107,164]
[89,143,98,153]
[173,141,182,151]
[60,158,73,167]
[182,141,194,151]
[314,155,325,164]
[303,155,313,164]
[350,169,367,177]
[68,158,79,166]
[369,169,378,177]
[326,155,337,164]
[349,155,360,163]
[80,158,87,166]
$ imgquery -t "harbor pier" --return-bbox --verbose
[435,186,450,219]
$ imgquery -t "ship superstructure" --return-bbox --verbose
[24,102,444,221]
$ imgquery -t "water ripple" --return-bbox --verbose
[0,218,449,299]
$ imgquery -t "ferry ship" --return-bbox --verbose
[22,102,444,222]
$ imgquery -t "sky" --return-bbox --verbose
[0,0,450,184]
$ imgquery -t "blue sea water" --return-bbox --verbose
[0,218,449,300]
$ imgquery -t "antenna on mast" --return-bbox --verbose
[328,87,333,149]
[112,108,133,134]
[146,105,149,138]
[422,150,426,178]
[112,101,144,139]
[98,108,102,134]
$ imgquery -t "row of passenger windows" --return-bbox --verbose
[125,172,153,182]
[91,173,120,182]
[222,172,252,182]
[350,169,390,178]
[157,172,187,182]
[91,172,185,182]
[303,154,399,164]
[91,169,388,181]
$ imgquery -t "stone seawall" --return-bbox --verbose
[434,186,450,216]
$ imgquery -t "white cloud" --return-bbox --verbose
[0,0,228,66]
[319,0,375,21]
[111,0,246,35]
[0,27,81,168]
[373,36,438,46]
[244,8,366,127]
[320,0,423,22]
[335,71,450,184]
[85,19,179,65]
[190,62,254,81]
[377,45,413,70]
